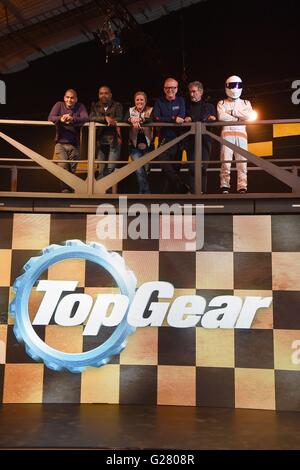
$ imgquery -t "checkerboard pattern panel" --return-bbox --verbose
[247,123,300,161]
[0,212,299,410]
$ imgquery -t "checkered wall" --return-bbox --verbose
[1,212,300,410]
[247,122,300,160]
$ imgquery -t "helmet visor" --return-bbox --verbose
[226,82,243,89]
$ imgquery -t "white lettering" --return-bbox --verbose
[33,280,78,325]
[106,454,140,467]
[83,294,129,336]
[154,203,183,240]
[32,280,273,333]
[291,80,300,105]
[96,213,118,240]
[128,203,148,240]
[235,296,272,328]
[127,281,174,327]
[167,295,206,327]
[54,293,93,326]
[291,340,300,365]
[201,296,242,328]
[94,197,204,249]
[0,80,6,104]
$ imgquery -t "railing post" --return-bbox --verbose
[11,166,17,191]
[292,166,298,193]
[87,122,96,195]
[194,121,202,195]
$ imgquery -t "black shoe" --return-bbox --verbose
[220,187,229,194]
[238,188,247,194]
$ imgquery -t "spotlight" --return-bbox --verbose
[248,110,258,121]
[93,4,140,64]
[101,21,123,54]
[95,16,124,63]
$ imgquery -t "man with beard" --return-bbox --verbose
[89,86,123,180]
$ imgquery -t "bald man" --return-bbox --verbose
[48,89,88,192]
[153,78,188,193]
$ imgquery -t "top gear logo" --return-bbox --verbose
[10,240,273,373]
[10,240,137,373]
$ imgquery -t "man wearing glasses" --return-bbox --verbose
[217,75,253,194]
[153,77,189,193]
[184,81,216,193]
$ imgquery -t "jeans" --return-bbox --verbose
[96,143,120,179]
[130,146,151,193]
[55,143,80,191]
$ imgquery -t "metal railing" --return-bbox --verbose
[0,118,300,196]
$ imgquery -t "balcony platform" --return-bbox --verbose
[0,191,300,214]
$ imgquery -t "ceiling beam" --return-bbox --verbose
[1,0,29,27]
[0,0,46,55]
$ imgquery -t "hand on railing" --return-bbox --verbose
[129,116,142,129]
[105,116,117,126]
[60,114,73,123]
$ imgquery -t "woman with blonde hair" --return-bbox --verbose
[125,91,153,193]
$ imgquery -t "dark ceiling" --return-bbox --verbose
[0,0,205,73]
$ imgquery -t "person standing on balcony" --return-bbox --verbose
[217,75,253,194]
[89,86,123,180]
[153,77,189,193]
[125,91,153,194]
[48,88,88,193]
[184,81,216,193]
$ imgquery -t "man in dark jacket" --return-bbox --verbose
[184,81,216,193]
[48,88,88,192]
[89,86,123,179]
[153,77,189,193]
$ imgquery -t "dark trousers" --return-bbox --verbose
[158,137,187,193]
[55,143,80,191]
[185,135,211,193]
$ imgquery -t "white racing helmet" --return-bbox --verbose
[225,75,243,99]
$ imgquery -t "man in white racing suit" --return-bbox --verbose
[217,75,253,193]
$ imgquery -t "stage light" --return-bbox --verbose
[93,4,141,64]
[95,18,124,63]
[101,21,123,53]
[248,110,258,121]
